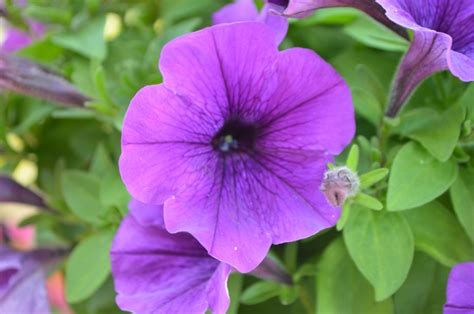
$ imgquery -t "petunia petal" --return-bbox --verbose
[0,248,22,294]
[212,0,259,25]
[164,146,337,272]
[385,31,450,117]
[120,84,217,205]
[444,262,474,314]
[110,210,231,314]
[159,22,279,116]
[128,198,165,226]
[0,247,50,314]
[259,3,289,45]
[1,28,32,53]
[449,50,474,82]
[261,47,355,155]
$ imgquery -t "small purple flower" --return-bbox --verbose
[376,0,474,116]
[444,262,474,314]
[213,0,289,44]
[0,247,59,314]
[1,1,45,53]
[110,199,231,314]
[119,22,354,272]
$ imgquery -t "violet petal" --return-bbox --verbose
[444,262,474,314]
[110,203,231,314]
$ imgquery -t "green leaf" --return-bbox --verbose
[394,252,449,314]
[360,168,389,189]
[17,37,64,63]
[343,15,408,52]
[343,207,414,301]
[12,102,55,134]
[402,105,465,161]
[295,8,360,26]
[62,170,103,224]
[355,65,386,105]
[336,202,351,231]
[99,171,130,216]
[66,230,114,303]
[317,238,394,314]
[53,16,107,60]
[393,108,438,135]
[450,167,474,241]
[294,263,318,282]
[352,88,383,126]
[387,142,458,211]
[346,144,360,171]
[227,273,243,314]
[25,5,72,25]
[90,144,115,177]
[279,285,299,306]
[240,282,282,305]
[402,201,473,267]
[353,193,383,210]
[458,83,474,120]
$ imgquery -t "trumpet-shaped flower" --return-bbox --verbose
[376,0,474,116]
[272,0,474,116]
[110,200,231,314]
[119,22,355,272]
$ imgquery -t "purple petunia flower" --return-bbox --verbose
[213,0,289,44]
[0,247,60,314]
[275,0,474,116]
[444,262,474,314]
[119,22,354,272]
[376,0,474,116]
[110,199,231,314]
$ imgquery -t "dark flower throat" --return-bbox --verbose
[212,119,257,153]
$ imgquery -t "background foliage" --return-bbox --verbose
[1,0,473,313]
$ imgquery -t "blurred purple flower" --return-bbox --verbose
[376,0,474,116]
[110,199,231,314]
[213,0,289,44]
[444,262,474,314]
[270,0,407,37]
[120,22,354,272]
[2,22,44,53]
[0,247,61,314]
[0,0,45,53]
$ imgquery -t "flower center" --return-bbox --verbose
[268,0,289,7]
[212,119,257,153]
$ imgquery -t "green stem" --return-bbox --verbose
[284,242,298,273]
[299,285,314,314]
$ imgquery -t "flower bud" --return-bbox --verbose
[320,166,359,207]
